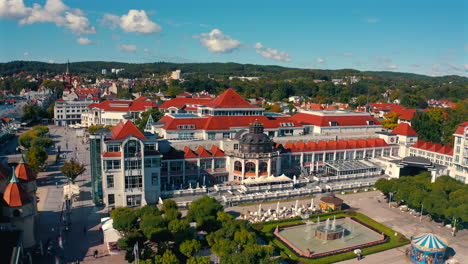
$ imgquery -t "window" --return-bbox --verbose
[186,161,198,171]
[108,194,115,205]
[268,131,275,137]
[126,195,142,207]
[304,154,312,162]
[200,159,212,170]
[207,132,215,140]
[125,160,142,170]
[356,151,364,160]
[170,161,183,172]
[177,124,195,130]
[107,175,114,188]
[223,132,230,139]
[456,137,461,144]
[161,162,168,172]
[259,162,268,173]
[325,153,334,161]
[124,140,141,158]
[336,152,345,160]
[125,175,142,189]
[329,121,338,126]
[245,162,255,173]
[314,153,323,161]
[234,144,239,150]
[105,160,120,170]
[292,155,301,164]
[367,120,375,125]
[234,161,242,171]
[178,132,194,139]
[151,173,159,185]
[107,144,120,152]
[365,150,373,159]
[456,146,460,153]
[215,159,226,169]
[346,152,354,160]
[145,158,161,168]
[144,144,156,152]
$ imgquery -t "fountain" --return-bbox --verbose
[315,217,346,240]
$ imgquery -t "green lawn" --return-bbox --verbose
[253,210,410,264]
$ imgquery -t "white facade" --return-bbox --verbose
[451,126,468,183]
[54,99,94,126]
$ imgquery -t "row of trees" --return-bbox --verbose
[21,104,54,122]
[18,126,53,172]
[375,173,468,228]
[111,196,277,264]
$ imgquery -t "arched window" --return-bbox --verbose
[124,140,141,158]
[259,162,268,173]
[245,162,256,173]
[234,161,242,171]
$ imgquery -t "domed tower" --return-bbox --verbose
[3,169,37,248]
[239,120,273,153]
[230,121,279,183]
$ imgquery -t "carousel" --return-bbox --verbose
[407,233,448,264]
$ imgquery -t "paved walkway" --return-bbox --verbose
[34,126,126,264]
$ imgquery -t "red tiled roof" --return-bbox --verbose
[3,180,31,207]
[411,140,453,156]
[15,158,36,182]
[392,123,418,137]
[292,113,380,127]
[102,152,122,157]
[206,88,261,109]
[159,97,212,109]
[454,121,468,136]
[111,120,146,140]
[283,138,389,153]
[88,100,157,112]
[183,147,198,159]
[395,109,416,121]
[196,146,212,157]
[210,145,226,157]
[135,96,149,101]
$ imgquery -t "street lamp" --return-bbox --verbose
[388,192,395,208]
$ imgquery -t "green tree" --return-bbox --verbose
[60,159,86,183]
[155,250,180,264]
[26,145,48,172]
[137,205,161,217]
[187,256,210,264]
[140,215,166,235]
[117,231,146,262]
[179,239,201,258]
[187,196,224,223]
[135,108,164,131]
[87,125,104,134]
[111,207,138,232]
[117,89,134,99]
[18,131,37,149]
[32,126,49,137]
[267,103,282,113]
[46,103,55,119]
[381,112,399,129]
[146,227,173,243]
[31,137,53,149]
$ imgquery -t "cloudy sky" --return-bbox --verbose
[0,0,466,76]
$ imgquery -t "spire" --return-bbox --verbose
[19,155,26,164]
[10,169,20,184]
[145,114,154,131]
[66,59,70,75]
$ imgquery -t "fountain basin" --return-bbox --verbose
[315,224,345,240]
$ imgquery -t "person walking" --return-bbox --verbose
[93,250,98,258]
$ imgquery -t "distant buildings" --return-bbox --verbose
[170,70,181,80]
[228,76,260,81]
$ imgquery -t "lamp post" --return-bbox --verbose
[388,192,395,208]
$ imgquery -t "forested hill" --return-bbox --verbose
[1,60,467,83]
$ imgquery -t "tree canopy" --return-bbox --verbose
[60,159,86,183]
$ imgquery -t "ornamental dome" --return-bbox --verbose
[15,156,36,182]
[239,121,273,153]
[3,170,31,207]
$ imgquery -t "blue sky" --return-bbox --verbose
[0,0,466,76]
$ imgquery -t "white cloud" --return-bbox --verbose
[102,10,161,35]
[23,51,29,56]
[76,37,91,45]
[0,0,31,19]
[385,65,398,69]
[47,59,55,63]
[316,58,325,63]
[254,42,291,62]
[464,64,468,70]
[117,44,137,52]
[3,0,96,35]
[195,29,242,53]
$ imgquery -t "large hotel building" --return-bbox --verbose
[89,89,467,208]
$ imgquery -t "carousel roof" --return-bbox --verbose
[412,233,447,252]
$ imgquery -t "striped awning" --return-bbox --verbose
[412,233,448,252]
